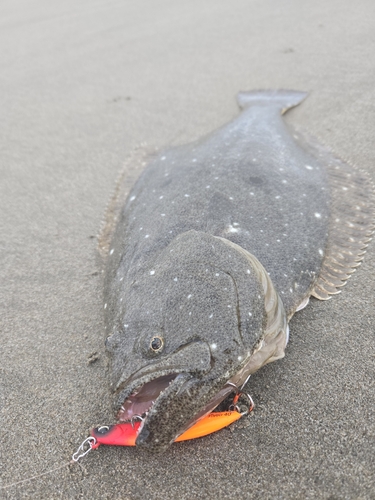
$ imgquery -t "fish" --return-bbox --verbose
[100,90,375,453]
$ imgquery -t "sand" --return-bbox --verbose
[1,0,375,498]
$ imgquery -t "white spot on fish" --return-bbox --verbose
[227,225,239,233]
[150,270,155,275]
[145,234,149,238]
[305,165,313,170]
[247,269,251,274]
[192,158,197,162]
[109,248,114,255]
[161,156,166,160]
[187,294,192,299]
[248,312,252,316]
[215,273,220,276]
[282,180,287,184]
[159,195,164,199]
[250,192,254,195]
[124,324,129,329]
[342,187,348,191]
[174,277,178,282]
[161,213,165,216]
[104,303,107,309]
[130,196,136,201]
[211,343,217,350]
[315,213,321,218]
[318,249,324,256]
[184,194,190,197]
[206,185,210,189]
[238,356,243,361]
[209,314,213,318]
[275,196,281,199]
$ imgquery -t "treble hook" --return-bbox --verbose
[227,384,255,415]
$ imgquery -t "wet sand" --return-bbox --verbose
[1,1,375,498]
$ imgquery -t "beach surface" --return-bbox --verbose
[1,1,375,498]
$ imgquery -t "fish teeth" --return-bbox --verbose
[130,414,145,428]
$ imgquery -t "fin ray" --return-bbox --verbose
[98,146,157,261]
[291,129,375,301]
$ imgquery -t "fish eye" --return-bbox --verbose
[150,336,164,353]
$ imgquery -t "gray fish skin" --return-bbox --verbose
[104,90,332,452]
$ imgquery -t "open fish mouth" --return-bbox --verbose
[113,339,214,431]
[117,373,178,423]
[115,370,240,444]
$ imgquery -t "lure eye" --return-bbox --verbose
[150,336,164,353]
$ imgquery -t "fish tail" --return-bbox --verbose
[237,90,308,114]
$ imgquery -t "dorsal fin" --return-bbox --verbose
[98,146,157,261]
[292,129,375,300]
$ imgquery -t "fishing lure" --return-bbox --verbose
[72,391,253,459]
[91,411,242,448]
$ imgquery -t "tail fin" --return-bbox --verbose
[237,90,308,114]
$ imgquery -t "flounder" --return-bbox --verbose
[100,90,374,453]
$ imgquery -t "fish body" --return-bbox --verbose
[102,90,374,452]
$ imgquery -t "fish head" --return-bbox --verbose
[106,230,284,452]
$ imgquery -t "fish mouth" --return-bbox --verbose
[116,372,179,423]
[113,339,213,428]
[115,368,237,447]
